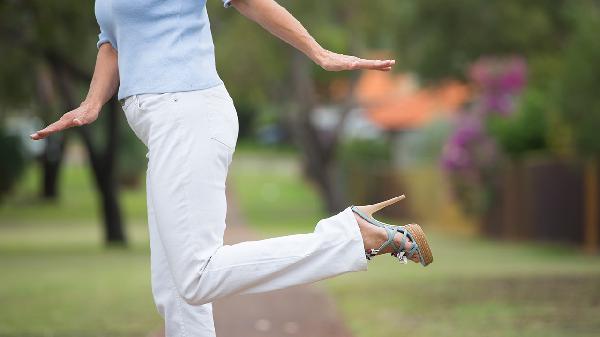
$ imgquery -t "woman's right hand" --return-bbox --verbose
[30,102,100,140]
[30,44,120,141]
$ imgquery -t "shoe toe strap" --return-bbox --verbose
[384,226,419,259]
[398,228,422,261]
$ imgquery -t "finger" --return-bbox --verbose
[30,118,74,140]
[353,59,395,70]
[370,61,395,70]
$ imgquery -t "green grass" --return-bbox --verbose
[229,150,324,236]
[0,164,160,337]
[2,147,599,337]
[1,247,159,337]
[0,162,148,226]
[230,150,600,337]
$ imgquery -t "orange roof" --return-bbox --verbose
[354,71,470,130]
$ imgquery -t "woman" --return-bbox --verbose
[31,0,433,336]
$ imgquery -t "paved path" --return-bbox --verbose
[153,186,354,337]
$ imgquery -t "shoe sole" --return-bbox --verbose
[405,224,434,266]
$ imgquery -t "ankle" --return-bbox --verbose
[354,213,390,253]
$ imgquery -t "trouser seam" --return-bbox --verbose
[147,171,190,337]
[205,232,362,273]
[171,104,195,337]
[172,282,189,337]
[152,102,195,337]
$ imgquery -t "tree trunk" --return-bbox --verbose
[584,158,599,254]
[287,50,348,213]
[50,61,127,245]
[34,66,66,200]
[41,135,65,199]
[311,160,346,213]
[97,99,126,244]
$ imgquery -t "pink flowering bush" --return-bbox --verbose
[441,56,527,215]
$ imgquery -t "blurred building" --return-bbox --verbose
[354,70,469,167]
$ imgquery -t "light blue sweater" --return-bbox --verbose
[95,0,232,100]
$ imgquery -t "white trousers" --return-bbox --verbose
[121,84,368,337]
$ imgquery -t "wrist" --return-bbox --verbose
[310,46,328,66]
[80,99,103,114]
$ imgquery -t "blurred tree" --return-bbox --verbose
[33,64,67,199]
[117,125,148,189]
[416,0,600,246]
[488,88,549,159]
[2,0,596,218]
[209,0,416,212]
[0,123,26,200]
[0,0,127,244]
[556,1,600,157]
[555,1,600,254]
[403,0,600,157]
[404,0,569,83]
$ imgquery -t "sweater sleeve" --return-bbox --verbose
[96,29,116,49]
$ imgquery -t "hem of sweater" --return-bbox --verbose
[117,79,225,100]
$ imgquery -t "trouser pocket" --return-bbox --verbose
[205,86,239,151]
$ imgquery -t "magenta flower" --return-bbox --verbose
[469,56,527,115]
[441,56,527,215]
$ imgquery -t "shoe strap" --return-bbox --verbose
[395,227,420,260]
[351,205,393,229]
[381,226,399,253]
[399,228,420,260]
[351,205,422,262]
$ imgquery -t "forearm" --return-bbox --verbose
[30,43,119,140]
[82,43,120,112]
[231,0,326,64]
[230,0,394,72]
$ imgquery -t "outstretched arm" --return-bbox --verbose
[30,43,119,140]
[229,0,395,71]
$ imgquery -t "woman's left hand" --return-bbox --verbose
[316,50,395,72]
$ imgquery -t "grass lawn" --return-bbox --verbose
[1,146,599,337]
[230,150,600,337]
[0,163,161,337]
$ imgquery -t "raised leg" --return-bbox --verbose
[133,86,367,308]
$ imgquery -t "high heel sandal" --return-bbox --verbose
[351,195,434,266]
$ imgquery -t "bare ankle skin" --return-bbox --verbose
[353,213,419,263]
